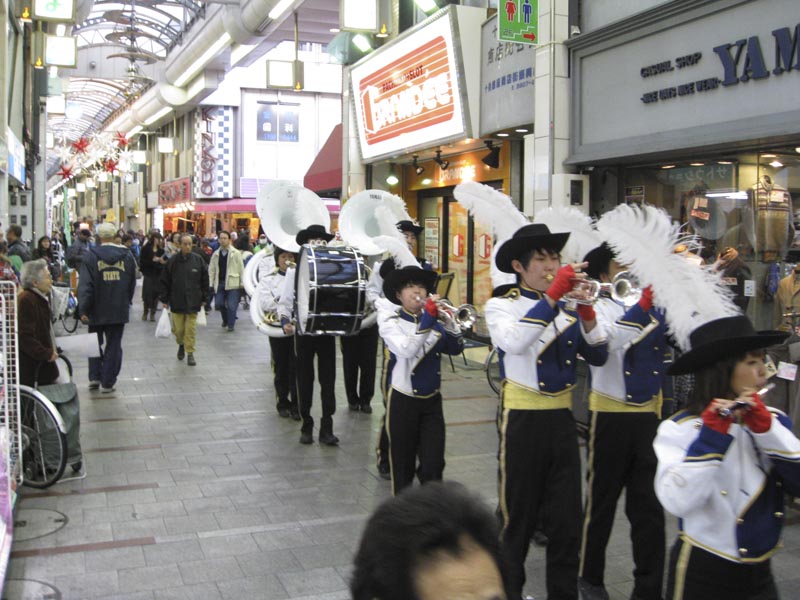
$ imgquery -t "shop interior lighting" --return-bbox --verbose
[761,154,777,158]
[386,164,399,186]
[795,147,800,154]
[515,128,529,133]
[352,34,373,53]
[769,160,784,168]
[661,165,675,169]
[496,132,509,137]
[434,149,449,171]
[76,182,86,192]
[690,162,705,166]
[414,0,439,14]
[413,155,425,176]
[717,160,734,164]
[481,140,501,169]
[421,178,432,185]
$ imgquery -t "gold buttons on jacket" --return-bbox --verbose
[537,359,543,365]
[652,371,659,375]
[739,548,748,555]
[540,382,546,388]
[413,389,418,393]
[567,340,573,346]
[737,518,744,525]
[721,490,728,496]
[626,395,632,400]
[775,512,784,518]
[565,360,572,365]
[625,371,631,376]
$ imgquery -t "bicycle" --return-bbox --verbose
[16,355,81,488]
[50,282,80,333]
[485,347,502,396]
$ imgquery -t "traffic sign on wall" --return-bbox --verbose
[499,0,538,45]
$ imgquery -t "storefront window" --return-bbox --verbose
[613,147,800,330]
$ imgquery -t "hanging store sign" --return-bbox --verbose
[33,0,75,22]
[350,11,467,162]
[498,0,539,44]
[193,107,234,199]
[159,177,192,206]
[568,0,800,164]
[6,128,25,186]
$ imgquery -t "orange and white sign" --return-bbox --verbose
[350,12,466,161]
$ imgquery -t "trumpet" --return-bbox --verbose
[415,296,478,330]
[563,271,642,307]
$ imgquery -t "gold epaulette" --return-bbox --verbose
[501,287,520,300]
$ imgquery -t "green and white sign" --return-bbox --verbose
[499,0,538,45]
[33,0,75,22]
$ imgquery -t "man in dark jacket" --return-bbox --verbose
[6,225,31,263]
[66,227,92,269]
[160,234,209,366]
[78,222,137,393]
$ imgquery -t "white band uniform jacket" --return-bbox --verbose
[378,307,464,398]
[484,287,608,395]
[654,409,800,562]
[590,297,670,406]
[257,268,286,313]
[277,267,296,327]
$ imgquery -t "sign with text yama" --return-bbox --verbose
[350,12,467,162]
[499,0,538,45]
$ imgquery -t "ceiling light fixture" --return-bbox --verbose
[413,155,425,176]
[481,140,501,169]
[434,149,449,170]
[496,132,509,137]
[769,160,784,168]
[661,165,676,169]
[690,162,705,166]
[386,164,399,186]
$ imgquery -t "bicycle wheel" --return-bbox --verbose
[485,347,502,396]
[18,387,67,488]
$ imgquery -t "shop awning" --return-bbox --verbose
[304,123,342,193]
[193,198,257,213]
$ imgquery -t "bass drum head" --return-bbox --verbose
[295,247,312,334]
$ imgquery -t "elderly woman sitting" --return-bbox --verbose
[18,259,59,387]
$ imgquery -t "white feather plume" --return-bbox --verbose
[454,182,528,240]
[375,205,408,241]
[373,235,418,269]
[596,204,740,351]
[534,206,601,264]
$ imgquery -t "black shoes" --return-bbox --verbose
[578,577,609,600]
[277,407,291,418]
[348,403,360,412]
[299,432,313,445]
[177,345,185,360]
[348,403,373,414]
[377,462,391,480]
[532,529,549,547]
[187,353,196,366]
[290,410,301,421]
[360,404,373,414]
[319,432,339,446]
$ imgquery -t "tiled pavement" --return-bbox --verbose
[5,289,800,599]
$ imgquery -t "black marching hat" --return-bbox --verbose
[396,220,423,235]
[295,224,334,246]
[383,266,438,305]
[668,315,788,375]
[495,223,570,273]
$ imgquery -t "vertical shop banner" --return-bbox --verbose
[499,0,538,44]
[424,218,440,271]
[193,106,235,199]
[448,202,469,305]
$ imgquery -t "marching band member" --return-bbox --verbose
[578,242,669,600]
[484,223,608,600]
[257,246,299,420]
[656,316,799,599]
[278,224,340,446]
[367,219,434,479]
[374,236,463,495]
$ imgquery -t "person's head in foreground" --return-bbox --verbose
[351,481,510,600]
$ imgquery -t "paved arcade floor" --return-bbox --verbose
[5,292,800,599]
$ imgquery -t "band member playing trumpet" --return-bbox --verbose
[484,223,608,600]
[278,225,340,446]
[578,243,669,600]
[377,256,464,496]
[656,316,799,599]
[257,247,299,420]
[367,220,434,479]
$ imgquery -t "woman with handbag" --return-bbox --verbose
[18,259,59,387]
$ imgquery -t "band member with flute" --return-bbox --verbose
[578,242,669,600]
[484,223,608,600]
[375,236,463,496]
[655,315,800,599]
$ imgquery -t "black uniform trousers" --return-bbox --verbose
[294,334,336,436]
[377,344,391,469]
[499,407,582,600]
[340,324,379,409]
[386,389,445,496]
[666,537,778,600]
[580,411,664,600]
[269,335,298,413]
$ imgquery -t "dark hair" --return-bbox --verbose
[37,236,51,249]
[0,242,7,254]
[274,247,295,258]
[6,225,22,238]
[683,350,765,415]
[147,232,163,246]
[583,243,616,281]
[218,230,230,239]
[234,234,252,252]
[514,246,561,283]
[122,234,133,244]
[351,482,510,600]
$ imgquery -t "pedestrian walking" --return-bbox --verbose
[209,230,245,331]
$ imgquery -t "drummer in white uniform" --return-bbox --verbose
[278,224,340,446]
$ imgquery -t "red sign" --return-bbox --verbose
[158,177,192,206]
[452,233,465,258]
[358,36,454,146]
[478,233,492,259]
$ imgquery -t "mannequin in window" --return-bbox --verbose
[751,174,794,260]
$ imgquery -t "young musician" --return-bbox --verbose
[278,225,340,446]
[484,223,608,600]
[377,258,463,496]
[257,246,299,420]
[578,243,669,600]
[656,316,799,600]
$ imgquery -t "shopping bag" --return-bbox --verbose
[196,308,207,327]
[56,332,100,358]
[155,308,172,338]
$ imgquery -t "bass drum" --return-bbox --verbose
[295,245,368,335]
